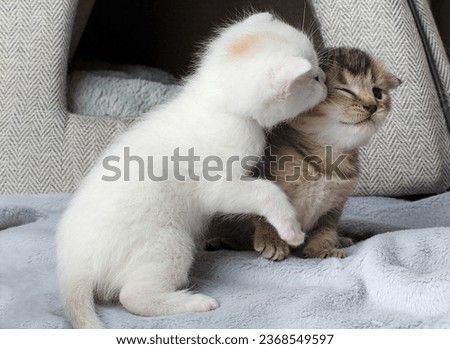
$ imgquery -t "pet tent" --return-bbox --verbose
[0,0,449,195]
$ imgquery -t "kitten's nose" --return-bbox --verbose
[364,105,377,114]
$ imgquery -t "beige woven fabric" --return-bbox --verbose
[311,0,450,196]
[1,0,76,193]
[0,0,137,193]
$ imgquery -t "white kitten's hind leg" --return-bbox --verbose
[118,227,219,317]
[119,285,219,317]
[206,179,305,246]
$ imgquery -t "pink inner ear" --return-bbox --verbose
[270,57,312,99]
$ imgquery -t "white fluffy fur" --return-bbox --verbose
[56,13,326,329]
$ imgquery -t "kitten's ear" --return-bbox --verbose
[385,73,402,90]
[269,57,312,100]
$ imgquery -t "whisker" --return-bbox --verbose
[301,0,307,33]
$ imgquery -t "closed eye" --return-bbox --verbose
[336,88,356,97]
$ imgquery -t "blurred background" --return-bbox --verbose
[73,0,450,78]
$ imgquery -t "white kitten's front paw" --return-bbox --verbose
[282,230,305,247]
[277,219,305,247]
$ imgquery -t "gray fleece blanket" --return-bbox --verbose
[1,193,450,329]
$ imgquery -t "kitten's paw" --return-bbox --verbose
[254,236,290,261]
[277,220,305,247]
[337,236,353,248]
[185,294,219,313]
[303,247,346,259]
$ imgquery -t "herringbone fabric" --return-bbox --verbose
[0,0,138,193]
[310,0,450,196]
[0,0,75,193]
[413,0,450,120]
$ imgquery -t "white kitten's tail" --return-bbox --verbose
[62,279,103,329]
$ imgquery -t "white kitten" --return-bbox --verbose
[57,12,326,329]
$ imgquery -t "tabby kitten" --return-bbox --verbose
[208,47,401,260]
